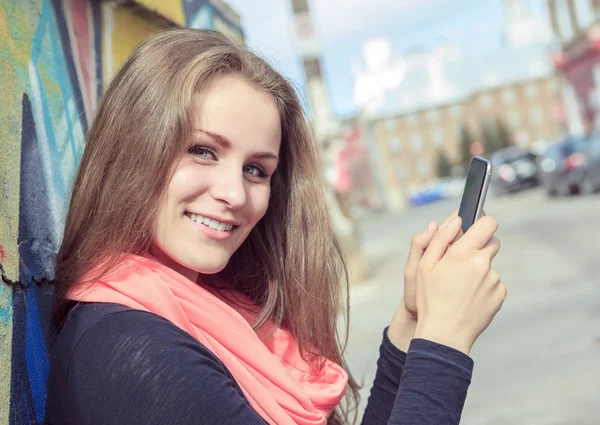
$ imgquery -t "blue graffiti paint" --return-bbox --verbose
[10,284,40,425]
[13,92,54,425]
[30,0,67,205]
[25,275,50,424]
[0,284,12,324]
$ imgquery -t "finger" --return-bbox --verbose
[453,216,498,251]
[440,209,459,228]
[480,236,501,260]
[405,222,438,270]
[483,268,501,287]
[421,216,462,265]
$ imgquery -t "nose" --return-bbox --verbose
[209,169,247,209]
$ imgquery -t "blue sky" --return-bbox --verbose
[227,0,549,116]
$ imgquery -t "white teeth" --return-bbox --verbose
[188,213,234,232]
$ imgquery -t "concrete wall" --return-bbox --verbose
[0,1,241,422]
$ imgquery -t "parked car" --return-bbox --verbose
[576,131,600,194]
[538,136,587,196]
[489,146,540,195]
[408,182,445,206]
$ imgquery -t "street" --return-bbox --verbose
[345,188,600,424]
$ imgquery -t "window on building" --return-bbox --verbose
[395,163,405,180]
[450,105,462,116]
[502,88,516,104]
[385,119,396,131]
[507,110,521,128]
[478,94,493,109]
[431,129,444,148]
[530,107,544,124]
[411,133,423,152]
[556,0,575,41]
[405,114,418,125]
[417,159,430,176]
[525,84,539,99]
[547,78,559,95]
[426,109,440,121]
[574,0,594,30]
[389,136,401,153]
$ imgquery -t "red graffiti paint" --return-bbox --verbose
[0,244,5,261]
[70,0,94,115]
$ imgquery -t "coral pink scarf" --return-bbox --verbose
[67,255,348,425]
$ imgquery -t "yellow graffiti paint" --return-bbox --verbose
[133,0,185,27]
[102,3,169,86]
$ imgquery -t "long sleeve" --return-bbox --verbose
[360,328,408,424]
[45,307,269,425]
[361,329,474,425]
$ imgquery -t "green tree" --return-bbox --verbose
[495,118,513,150]
[480,118,513,154]
[436,149,453,178]
[459,124,475,168]
[481,119,499,154]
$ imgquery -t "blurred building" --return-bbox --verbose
[547,0,600,135]
[354,3,564,212]
[504,0,554,47]
[289,0,366,282]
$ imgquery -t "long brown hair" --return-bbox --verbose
[54,28,360,424]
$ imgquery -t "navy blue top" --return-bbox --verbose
[44,302,474,424]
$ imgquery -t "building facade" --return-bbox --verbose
[369,47,564,209]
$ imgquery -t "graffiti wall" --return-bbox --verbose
[0,0,186,422]
[1,0,99,422]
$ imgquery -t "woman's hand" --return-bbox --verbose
[403,210,459,318]
[413,215,505,355]
[388,211,457,351]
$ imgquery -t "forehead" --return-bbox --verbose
[192,75,281,153]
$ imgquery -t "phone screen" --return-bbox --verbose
[458,158,488,234]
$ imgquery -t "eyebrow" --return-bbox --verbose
[194,129,279,162]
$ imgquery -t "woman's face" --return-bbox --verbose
[153,75,281,281]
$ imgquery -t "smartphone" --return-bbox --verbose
[458,156,492,234]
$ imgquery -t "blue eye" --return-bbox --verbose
[188,145,216,160]
[243,165,268,178]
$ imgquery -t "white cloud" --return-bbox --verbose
[228,0,447,60]
[227,0,297,64]
[312,0,447,42]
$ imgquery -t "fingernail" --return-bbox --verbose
[448,217,460,228]
[426,222,436,233]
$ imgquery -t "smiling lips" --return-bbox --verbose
[186,213,235,232]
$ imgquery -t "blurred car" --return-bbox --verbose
[575,131,600,194]
[538,136,587,196]
[408,181,446,206]
[489,146,540,195]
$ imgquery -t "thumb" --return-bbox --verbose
[420,216,462,266]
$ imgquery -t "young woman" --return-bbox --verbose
[44,29,505,425]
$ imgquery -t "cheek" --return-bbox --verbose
[168,163,210,204]
[248,185,271,223]
[169,167,196,200]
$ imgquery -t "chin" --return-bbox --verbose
[189,256,231,275]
